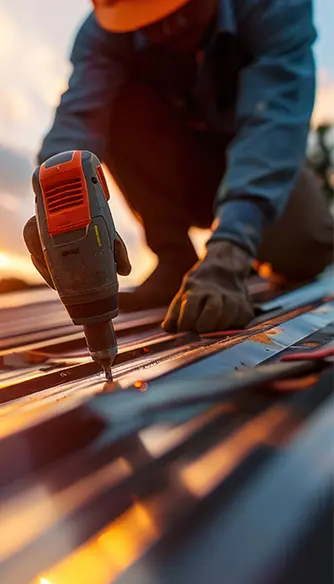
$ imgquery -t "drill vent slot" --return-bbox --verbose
[44,177,85,214]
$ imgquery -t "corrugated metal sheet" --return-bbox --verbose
[0,271,333,584]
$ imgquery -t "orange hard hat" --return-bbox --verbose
[93,0,191,33]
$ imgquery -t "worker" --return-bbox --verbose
[24,0,333,334]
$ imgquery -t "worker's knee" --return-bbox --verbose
[257,168,334,282]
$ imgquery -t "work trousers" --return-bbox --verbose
[104,81,333,281]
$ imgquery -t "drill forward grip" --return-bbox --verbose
[65,288,118,324]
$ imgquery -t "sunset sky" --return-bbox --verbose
[1,0,333,284]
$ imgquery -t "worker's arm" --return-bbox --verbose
[38,12,130,164]
[164,0,316,333]
[209,0,316,256]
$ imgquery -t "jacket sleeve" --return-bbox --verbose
[38,12,129,164]
[210,0,316,256]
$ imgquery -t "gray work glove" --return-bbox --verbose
[23,216,131,289]
[163,240,254,334]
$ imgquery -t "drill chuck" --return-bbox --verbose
[83,321,117,378]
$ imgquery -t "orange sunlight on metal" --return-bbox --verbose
[269,374,319,393]
[257,262,274,280]
[253,261,286,285]
[133,380,148,392]
[32,407,296,584]
[180,406,291,497]
[33,503,159,584]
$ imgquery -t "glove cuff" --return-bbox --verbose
[210,199,268,257]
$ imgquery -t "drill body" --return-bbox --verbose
[33,150,119,378]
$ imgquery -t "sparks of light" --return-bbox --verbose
[134,380,148,392]
[40,578,51,584]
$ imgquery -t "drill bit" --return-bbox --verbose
[83,322,117,383]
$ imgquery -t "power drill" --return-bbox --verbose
[32,150,119,380]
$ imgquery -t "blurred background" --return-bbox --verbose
[1,0,333,292]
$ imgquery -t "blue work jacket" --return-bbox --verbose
[39,0,316,256]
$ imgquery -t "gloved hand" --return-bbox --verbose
[163,240,254,334]
[23,216,131,289]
